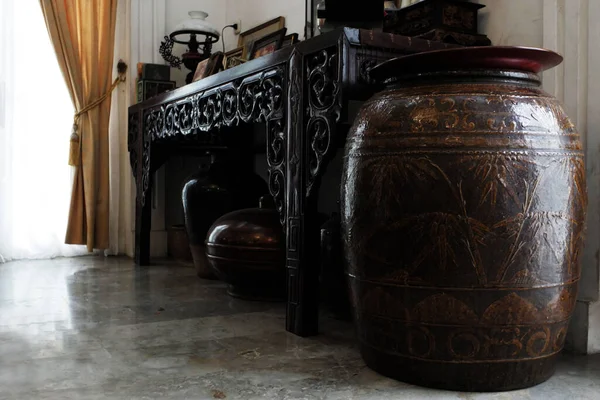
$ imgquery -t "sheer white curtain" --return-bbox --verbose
[0,0,87,262]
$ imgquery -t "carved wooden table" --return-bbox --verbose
[128,28,455,337]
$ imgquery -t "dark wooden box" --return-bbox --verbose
[385,0,484,36]
[322,0,385,23]
[137,79,176,103]
[137,63,171,81]
[384,0,490,46]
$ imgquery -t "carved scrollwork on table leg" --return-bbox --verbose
[140,111,154,207]
[307,116,334,181]
[359,58,379,85]
[236,68,287,223]
[262,73,286,221]
[287,52,302,220]
[267,117,286,220]
[306,47,342,196]
[127,111,140,180]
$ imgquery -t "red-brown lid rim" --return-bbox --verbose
[370,46,563,83]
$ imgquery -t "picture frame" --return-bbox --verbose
[238,16,286,59]
[249,28,287,60]
[281,33,299,48]
[192,52,224,82]
[224,46,246,69]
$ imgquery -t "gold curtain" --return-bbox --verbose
[39,0,118,251]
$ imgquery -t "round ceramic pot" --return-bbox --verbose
[182,154,268,279]
[205,197,286,301]
[341,47,587,392]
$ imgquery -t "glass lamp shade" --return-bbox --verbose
[170,11,220,44]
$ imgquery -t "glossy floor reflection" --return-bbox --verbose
[0,257,599,400]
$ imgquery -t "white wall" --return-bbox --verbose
[475,0,543,47]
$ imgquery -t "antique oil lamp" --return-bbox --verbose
[159,11,220,84]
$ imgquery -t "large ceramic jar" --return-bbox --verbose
[341,47,586,392]
[182,153,268,278]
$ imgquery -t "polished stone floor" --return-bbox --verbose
[0,257,599,399]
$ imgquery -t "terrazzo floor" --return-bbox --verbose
[0,256,598,399]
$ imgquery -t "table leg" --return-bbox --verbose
[285,46,343,336]
[281,50,320,336]
[285,199,321,336]
[133,112,152,266]
[286,116,319,337]
[134,177,152,266]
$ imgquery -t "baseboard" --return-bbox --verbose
[150,230,168,258]
[565,300,589,354]
[587,300,600,353]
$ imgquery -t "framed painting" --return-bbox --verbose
[224,47,246,69]
[192,52,224,82]
[249,28,286,60]
[238,16,286,59]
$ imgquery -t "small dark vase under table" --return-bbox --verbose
[341,46,587,392]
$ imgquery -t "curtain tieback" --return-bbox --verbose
[69,60,128,166]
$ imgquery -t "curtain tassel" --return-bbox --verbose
[68,123,81,167]
[68,60,128,166]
